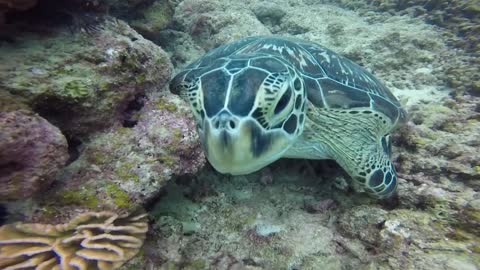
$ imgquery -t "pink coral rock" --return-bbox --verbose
[0,110,68,200]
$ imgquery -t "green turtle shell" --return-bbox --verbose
[171,36,406,128]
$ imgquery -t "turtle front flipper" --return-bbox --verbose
[304,106,398,198]
[347,135,398,198]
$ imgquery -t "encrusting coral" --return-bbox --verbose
[0,211,148,270]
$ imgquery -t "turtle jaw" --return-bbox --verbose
[202,118,292,175]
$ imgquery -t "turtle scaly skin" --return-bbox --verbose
[170,36,406,198]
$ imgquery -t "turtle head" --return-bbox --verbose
[170,56,307,175]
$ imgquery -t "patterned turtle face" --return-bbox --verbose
[172,55,307,175]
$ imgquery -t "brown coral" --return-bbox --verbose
[0,211,148,270]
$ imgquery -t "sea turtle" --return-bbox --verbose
[170,36,406,198]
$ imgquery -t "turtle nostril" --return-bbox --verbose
[212,110,238,130]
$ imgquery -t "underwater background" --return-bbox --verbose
[0,0,479,269]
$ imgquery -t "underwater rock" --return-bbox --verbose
[252,2,287,27]
[172,0,270,50]
[0,19,172,139]
[129,0,174,40]
[323,0,480,96]
[0,109,68,200]
[337,205,387,245]
[395,96,480,190]
[303,198,336,214]
[377,209,479,269]
[156,30,206,69]
[0,211,148,270]
[27,94,205,221]
[0,90,30,112]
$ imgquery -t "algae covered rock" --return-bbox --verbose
[83,94,205,204]
[337,206,387,245]
[395,96,480,189]
[0,18,172,138]
[172,0,270,50]
[130,0,175,39]
[0,109,68,200]
[29,94,205,221]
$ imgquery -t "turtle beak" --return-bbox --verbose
[202,116,291,175]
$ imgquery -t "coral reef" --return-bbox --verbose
[0,211,148,270]
[0,18,172,138]
[0,109,68,200]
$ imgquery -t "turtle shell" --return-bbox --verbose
[172,36,406,127]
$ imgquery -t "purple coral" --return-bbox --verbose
[0,110,68,200]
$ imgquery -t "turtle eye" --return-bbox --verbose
[274,87,292,114]
[268,86,294,127]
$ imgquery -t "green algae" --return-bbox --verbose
[115,161,140,183]
[38,205,61,219]
[130,1,174,35]
[414,138,428,146]
[0,21,172,139]
[89,151,108,165]
[158,155,176,167]
[183,259,207,270]
[56,188,99,209]
[155,98,178,112]
[160,262,179,270]
[0,91,30,112]
[142,1,173,29]
[62,80,90,99]
[430,203,453,222]
[162,128,183,154]
[122,249,146,270]
[105,182,131,209]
